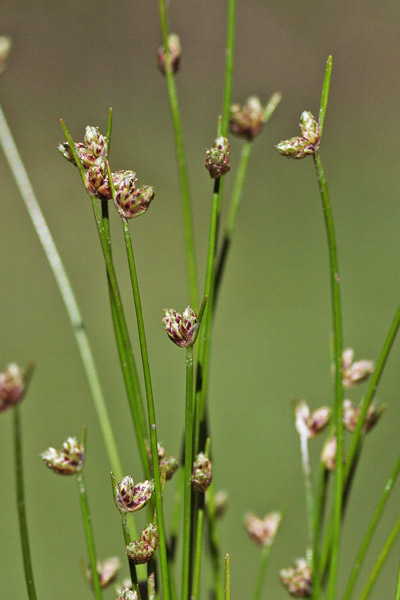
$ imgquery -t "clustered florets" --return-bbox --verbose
[59,126,154,219]
[276,111,321,159]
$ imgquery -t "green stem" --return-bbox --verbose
[312,462,330,600]
[0,107,124,481]
[395,555,400,600]
[157,0,198,310]
[221,0,236,136]
[299,435,315,547]
[320,299,400,579]
[182,344,194,600]
[120,512,140,596]
[342,452,400,600]
[206,485,224,600]
[77,472,102,600]
[191,489,205,600]
[224,554,230,600]
[358,516,400,600]
[313,152,344,600]
[90,196,150,479]
[13,406,38,600]
[252,545,272,600]
[121,217,170,600]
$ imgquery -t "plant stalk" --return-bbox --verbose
[77,472,103,599]
[182,344,194,600]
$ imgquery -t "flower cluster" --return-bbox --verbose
[342,348,374,388]
[162,306,197,348]
[0,363,26,413]
[157,33,181,76]
[229,96,266,140]
[205,136,230,178]
[87,556,120,590]
[280,557,312,597]
[41,436,84,475]
[149,443,179,480]
[59,126,154,219]
[126,523,159,564]
[294,400,330,440]
[115,475,154,513]
[276,111,321,159]
[191,452,213,492]
[245,511,281,547]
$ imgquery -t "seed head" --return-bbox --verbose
[162,306,197,348]
[205,136,230,179]
[0,36,11,74]
[116,476,154,513]
[295,401,330,440]
[112,171,154,219]
[157,33,181,76]
[245,511,281,547]
[343,399,384,433]
[191,452,212,492]
[85,163,111,199]
[149,443,179,480]
[58,125,107,168]
[117,589,138,600]
[126,523,159,564]
[342,348,374,387]
[276,110,321,159]
[88,556,120,590]
[0,363,26,413]
[41,436,84,475]
[229,96,266,140]
[280,557,312,597]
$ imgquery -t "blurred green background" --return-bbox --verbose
[1,1,400,598]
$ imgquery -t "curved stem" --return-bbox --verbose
[342,452,400,600]
[313,152,344,600]
[359,516,400,600]
[77,472,103,599]
[0,106,124,481]
[157,0,198,310]
[121,218,170,600]
[13,406,38,600]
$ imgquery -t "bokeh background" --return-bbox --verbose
[1,1,400,598]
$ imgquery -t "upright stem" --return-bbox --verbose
[206,486,224,600]
[224,554,230,600]
[299,434,315,547]
[313,152,344,600]
[0,107,123,481]
[342,452,400,600]
[395,554,400,600]
[121,218,170,600]
[182,344,194,600]
[77,472,103,600]
[120,512,140,597]
[252,545,272,600]
[358,516,400,600]
[13,406,38,600]
[221,0,236,135]
[157,0,198,310]
[312,462,330,600]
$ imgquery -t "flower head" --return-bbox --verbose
[191,452,212,492]
[41,436,84,475]
[112,171,154,219]
[58,125,107,168]
[295,401,330,440]
[229,96,266,140]
[0,363,26,413]
[343,399,384,433]
[321,436,337,472]
[126,523,159,564]
[149,443,179,480]
[280,557,312,597]
[88,556,120,590]
[342,348,374,387]
[205,136,230,178]
[115,476,154,512]
[117,589,138,600]
[162,306,197,348]
[245,511,281,547]
[276,111,320,159]
[157,33,181,76]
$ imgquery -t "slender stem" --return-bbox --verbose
[395,554,400,600]
[89,197,150,478]
[13,406,38,600]
[319,56,333,136]
[299,435,315,546]
[313,152,344,600]
[321,299,400,578]
[121,512,140,596]
[224,554,230,600]
[312,462,330,600]
[206,485,224,600]
[169,453,185,562]
[221,0,235,135]
[358,516,400,600]
[77,472,103,599]
[182,344,194,600]
[252,545,272,600]
[342,452,400,600]
[191,487,205,600]
[0,107,124,480]
[121,217,170,600]
[157,0,198,310]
